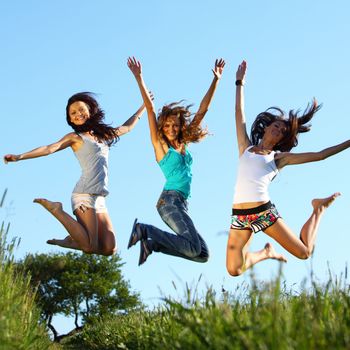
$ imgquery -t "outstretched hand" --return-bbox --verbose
[212,58,226,79]
[3,154,19,164]
[236,60,247,82]
[127,56,142,77]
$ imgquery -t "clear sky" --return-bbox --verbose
[1,0,350,334]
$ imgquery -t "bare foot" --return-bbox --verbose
[47,239,59,245]
[312,192,341,211]
[47,236,81,250]
[264,242,287,262]
[33,198,62,213]
[47,236,73,245]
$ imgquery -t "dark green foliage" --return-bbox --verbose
[17,252,141,339]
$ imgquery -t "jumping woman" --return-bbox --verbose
[227,60,350,276]
[4,92,147,255]
[127,56,225,265]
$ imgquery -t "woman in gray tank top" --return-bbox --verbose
[4,92,148,255]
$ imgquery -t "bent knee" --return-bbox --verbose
[293,244,314,260]
[197,253,209,263]
[101,244,117,256]
[102,248,117,256]
[186,247,203,259]
[202,254,209,263]
[297,249,312,260]
[101,251,114,256]
[227,266,244,277]
[83,247,94,254]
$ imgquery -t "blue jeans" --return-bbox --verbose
[138,190,209,263]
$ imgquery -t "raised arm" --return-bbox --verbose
[3,132,79,164]
[190,58,225,127]
[127,56,165,161]
[235,60,250,156]
[116,92,154,137]
[275,139,350,169]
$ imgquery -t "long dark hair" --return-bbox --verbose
[250,99,321,152]
[157,101,208,145]
[66,92,119,146]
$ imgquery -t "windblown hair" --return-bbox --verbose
[66,92,119,146]
[250,99,321,152]
[157,101,208,145]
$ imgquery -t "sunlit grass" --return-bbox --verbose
[0,191,53,350]
[63,266,350,350]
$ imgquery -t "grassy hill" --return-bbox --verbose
[62,267,350,350]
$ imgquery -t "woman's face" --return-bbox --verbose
[68,101,90,125]
[162,115,181,141]
[264,120,287,144]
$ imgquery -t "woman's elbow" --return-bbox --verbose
[47,146,60,155]
[317,152,327,161]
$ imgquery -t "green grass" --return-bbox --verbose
[0,197,53,350]
[62,268,350,350]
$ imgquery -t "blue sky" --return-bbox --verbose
[1,0,350,334]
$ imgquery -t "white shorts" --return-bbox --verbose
[71,193,108,214]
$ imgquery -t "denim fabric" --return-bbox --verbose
[139,190,209,263]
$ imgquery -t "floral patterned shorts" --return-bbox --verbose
[230,201,281,234]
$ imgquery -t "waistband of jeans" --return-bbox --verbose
[161,190,186,198]
[232,201,272,215]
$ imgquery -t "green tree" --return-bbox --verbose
[17,251,141,342]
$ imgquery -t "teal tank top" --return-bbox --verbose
[158,147,193,199]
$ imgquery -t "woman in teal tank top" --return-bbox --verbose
[127,56,225,265]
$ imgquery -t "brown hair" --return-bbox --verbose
[157,101,208,145]
[66,92,119,146]
[250,99,321,152]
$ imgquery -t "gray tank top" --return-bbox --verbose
[72,133,109,196]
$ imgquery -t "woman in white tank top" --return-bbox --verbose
[226,60,350,276]
[4,92,148,255]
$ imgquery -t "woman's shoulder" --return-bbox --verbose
[61,132,81,142]
[63,132,84,152]
[274,151,287,159]
[159,138,170,153]
[240,145,253,155]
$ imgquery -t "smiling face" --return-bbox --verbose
[264,120,288,145]
[68,101,90,126]
[162,115,181,142]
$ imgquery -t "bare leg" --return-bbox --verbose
[245,242,287,268]
[96,212,117,256]
[34,198,97,253]
[264,193,340,258]
[226,229,286,276]
[300,193,340,252]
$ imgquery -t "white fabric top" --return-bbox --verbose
[233,146,278,203]
[72,133,109,196]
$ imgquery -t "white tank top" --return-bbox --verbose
[72,133,109,196]
[233,146,278,204]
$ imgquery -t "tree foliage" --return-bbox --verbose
[17,252,141,340]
